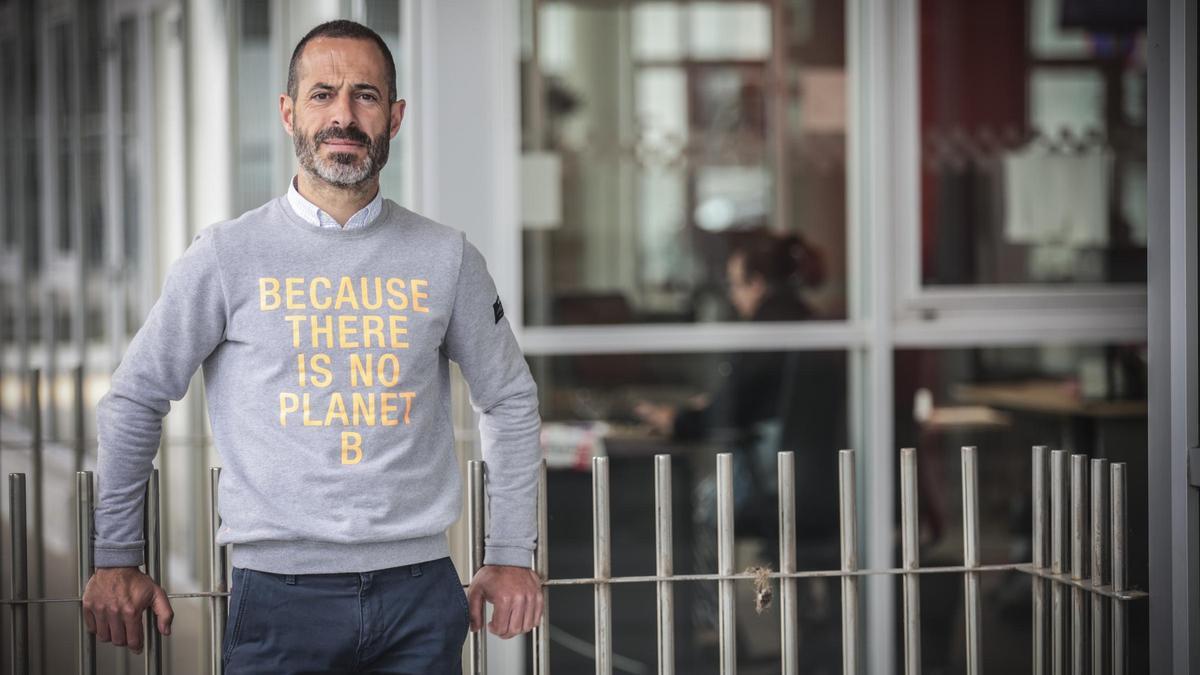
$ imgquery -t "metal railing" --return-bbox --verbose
[0,364,1149,674]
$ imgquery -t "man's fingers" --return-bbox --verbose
[488,595,512,637]
[83,606,96,634]
[152,586,174,636]
[500,595,525,639]
[467,584,486,632]
[106,613,125,647]
[121,608,143,653]
[95,609,111,642]
[523,587,541,633]
[522,571,543,634]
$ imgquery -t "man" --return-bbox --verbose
[82,19,543,673]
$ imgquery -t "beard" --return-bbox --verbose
[294,121,390,188]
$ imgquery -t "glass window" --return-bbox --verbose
[364,0,406,207]
[919,0,1147,286]
[0,36,14,249]
[80,1,105,270]
[53,20,74,254]
[234,0,274,214]
[893,344,1148,671]
[521,0,848,326]
[535,349,850,672]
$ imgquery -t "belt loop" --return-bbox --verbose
[410,562,423,578]
[284,574,296,585]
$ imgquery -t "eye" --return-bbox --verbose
[358,93,377,101]
[313,92,329,100]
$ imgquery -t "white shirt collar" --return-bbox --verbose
[286,175,383,230]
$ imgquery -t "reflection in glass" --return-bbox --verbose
[118,17,142,334]
[534,349,848,673]
[234,0,274,213]
[521,0,848,326]
[54,21,74,254]
[894,344,1148,671]
[920,0,1147,286]
[1,37,14,249]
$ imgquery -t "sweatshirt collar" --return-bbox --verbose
[286,175,383,230]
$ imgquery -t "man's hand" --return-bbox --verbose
[81,567,174,655]
[466,564,543,639]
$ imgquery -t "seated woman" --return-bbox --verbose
[635,230,845,647]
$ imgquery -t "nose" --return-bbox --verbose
[328,90,357,129]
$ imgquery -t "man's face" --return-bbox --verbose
[281,36,405,188]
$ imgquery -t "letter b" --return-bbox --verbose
[341,431,363,465]
[259,277,282,310]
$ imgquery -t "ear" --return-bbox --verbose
[389,99,406,140]
[280,93,295,136]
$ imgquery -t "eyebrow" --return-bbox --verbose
[308,82,383,96]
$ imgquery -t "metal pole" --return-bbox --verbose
[76,471,96,675]
[1110,463,1127,675]
[1089,458,1107,675]
[467,460,487,675]
[716,453,736,675]
[592,456,612,675]
[1050,450,1067,675]
[210,467,227,675]
[900,448,921,675]
[777,451,797,675]
[655,454,674,675]
[838,450,859,675]
[1032,446,1048,675]
[10,472,29,675]
[1070,454,1088,675]
[144,469,163,674]
[534,458,550,675]
[961,447,981,675]
[29,369,45,671]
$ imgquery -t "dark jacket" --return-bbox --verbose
[673,289,844,544]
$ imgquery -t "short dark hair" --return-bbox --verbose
[287,20,397,104]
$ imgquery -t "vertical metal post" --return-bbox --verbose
[29,369,45,671]
[592,456,612,675]
[657,451,676,672]
[210,467,227,675]
[715,453,736,675]
[1070,454,1088,675]
[961,447,981,675]
[900,448,921,675]
[777,451,797,675]
[838,450,859,675]
[467,460,487,675]
[143,469,163,674]
[1050,450,1067,675]
[1089,458,1107,675]
[1032,446,1048,675]
[533,458,550,675]
[77,471,96,675]
[654,454,675,675]
[1110,463,1127,675]
[10,472,29,675]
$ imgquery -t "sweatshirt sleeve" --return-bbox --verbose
[93,227,228,568]
[442,235,541,568]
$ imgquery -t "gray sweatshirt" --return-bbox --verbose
[93,196,541,573]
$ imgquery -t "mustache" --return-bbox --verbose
[314,126,372,146]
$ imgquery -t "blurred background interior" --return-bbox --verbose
[0,0,1167,673]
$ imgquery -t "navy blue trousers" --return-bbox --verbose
[222,556,469,674]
